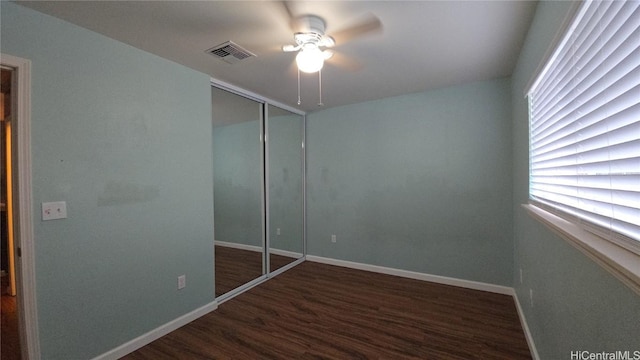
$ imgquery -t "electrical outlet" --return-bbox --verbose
[277,228,281,236]
[331,234,337,243]
[178,275,186,290]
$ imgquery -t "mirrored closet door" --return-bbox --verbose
[266,105,305,272]
[212,85,306,300]
[212,86,265,297]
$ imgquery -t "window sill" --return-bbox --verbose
[522,203,640,296]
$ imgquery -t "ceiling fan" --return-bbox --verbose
[281,11,382,73]
[282,15,336,73]
[277,2,382,105]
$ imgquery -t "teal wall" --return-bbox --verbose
[1,3,215,359]
[213,120,262,247]
[4,1,639,359]
[307,78,513,286]
[511,1,640,358]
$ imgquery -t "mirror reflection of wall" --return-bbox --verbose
[267,105,304,272]
[212,86,264,298]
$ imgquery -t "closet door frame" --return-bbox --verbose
[211,78,306,303]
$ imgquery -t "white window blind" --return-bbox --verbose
[527,0,640,253]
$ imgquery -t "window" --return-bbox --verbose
[526,0,640,254]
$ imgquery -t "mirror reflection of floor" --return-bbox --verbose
[214,246,298,297]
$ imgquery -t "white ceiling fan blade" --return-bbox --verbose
[282,44,301,52]
[331,13,382,46]
[276,1,296,31]
[326,51,363,72]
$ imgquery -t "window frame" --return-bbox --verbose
[523,0,640,296]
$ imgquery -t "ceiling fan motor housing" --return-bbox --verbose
[294,32,323,47]
[292,15,335,48]
[293,15,327,35]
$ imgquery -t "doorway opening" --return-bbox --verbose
[1,66,21,360]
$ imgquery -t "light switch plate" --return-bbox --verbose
[42,201,67,221]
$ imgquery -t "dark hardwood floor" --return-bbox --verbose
[125,261,531,359]
[1,275,20,360]
[215,246,300,297]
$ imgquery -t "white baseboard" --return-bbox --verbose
[215,240,262,252]
[305,255,514,295]
[91,300,218,360]
[269,248,303,259]
[513,292,540,360]
[215,240,302,259]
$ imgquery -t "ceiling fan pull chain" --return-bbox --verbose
[297,68,302,105]
[318,69,324,107]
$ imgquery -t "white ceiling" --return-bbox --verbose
[17,1,538,113]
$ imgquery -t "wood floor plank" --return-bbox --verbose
[124,261,531,359]
[215,246,300,297]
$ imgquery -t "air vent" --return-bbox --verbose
[206,41,256,64]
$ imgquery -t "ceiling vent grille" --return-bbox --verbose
[206,41,256,64]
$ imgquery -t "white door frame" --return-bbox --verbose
[1,53,40,359]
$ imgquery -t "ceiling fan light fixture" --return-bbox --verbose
[296,47,325,73]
